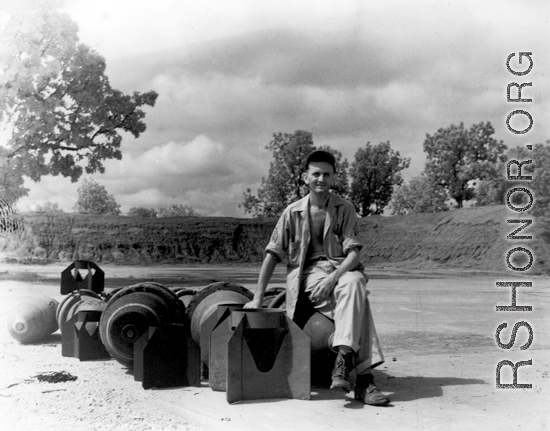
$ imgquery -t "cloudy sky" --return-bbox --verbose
[16,0,550,216]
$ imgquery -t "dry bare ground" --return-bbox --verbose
[0,263,549,431]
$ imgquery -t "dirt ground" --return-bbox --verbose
[0,262,548,431]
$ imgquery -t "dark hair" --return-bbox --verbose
[305,150,336,172]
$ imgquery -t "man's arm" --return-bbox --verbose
[308,247,361,303]
[244,252,279,309]
[331,246,361,280]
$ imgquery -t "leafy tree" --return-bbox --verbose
[475,145,526,208]
[128,207,157,218]
[530,142,550,216]
[241,131,350,217]
[156,204,199,218]
[349,141,410,216]
[474,180,502,207]
[241,131,315,217]
[74,178,120,215]
[0,147,27,203]
[0,0,158,201]
[390,175,449,215]
[476,141,550,216]
[423,122,507,208]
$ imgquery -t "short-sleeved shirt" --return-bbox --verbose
[265,193,363,319]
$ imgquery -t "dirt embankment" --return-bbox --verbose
[4,205,550,274]
[10,215,276,264]
[358,205,550,274]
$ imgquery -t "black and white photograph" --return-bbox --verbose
[0,0,549,430]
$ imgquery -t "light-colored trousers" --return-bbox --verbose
[301,261,385,375]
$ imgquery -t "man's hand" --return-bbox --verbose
[309,272,338,303]
[243,298,263,309]
[246,252,278,309]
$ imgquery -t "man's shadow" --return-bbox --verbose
[310,369,487,406]
[373,370,487,403]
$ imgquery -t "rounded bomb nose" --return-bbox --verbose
[7,296,59,344]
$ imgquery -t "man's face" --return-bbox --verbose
[303,161,335,194]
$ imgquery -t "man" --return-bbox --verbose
[245,150,390,406]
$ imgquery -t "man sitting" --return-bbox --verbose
[245,150,390,406]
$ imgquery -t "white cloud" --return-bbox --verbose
[17,176,80,213]
[100,135,265,215]
[124,136,228,176]
[17,134,266,217]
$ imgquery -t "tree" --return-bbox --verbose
[0,1,158,201]
[475,145,525,208]
[241,131,314,217]
[156,204,199,217]
[74,178,120,215]
[423,121,507,208]
[530,142,550,216]
[390,175,449,215]
[240,131,350,217]
[128,207,157,218]
[349,141,410,217]
[0,147,27,203]
[476,141,550,216]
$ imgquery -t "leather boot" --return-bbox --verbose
[330,350,355,392]
[354,373,390,406]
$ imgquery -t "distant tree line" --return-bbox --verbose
[242,125,550,218]
[33,180,199,217]
[73,179,200,217]
[128,205,199,218]
[35,126,549,220]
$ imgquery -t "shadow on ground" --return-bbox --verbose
[311,369,487,406]
[374,370,487,403]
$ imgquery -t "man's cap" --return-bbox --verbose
[305,150,336,171]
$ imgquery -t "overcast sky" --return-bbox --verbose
[16,0,550,216]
